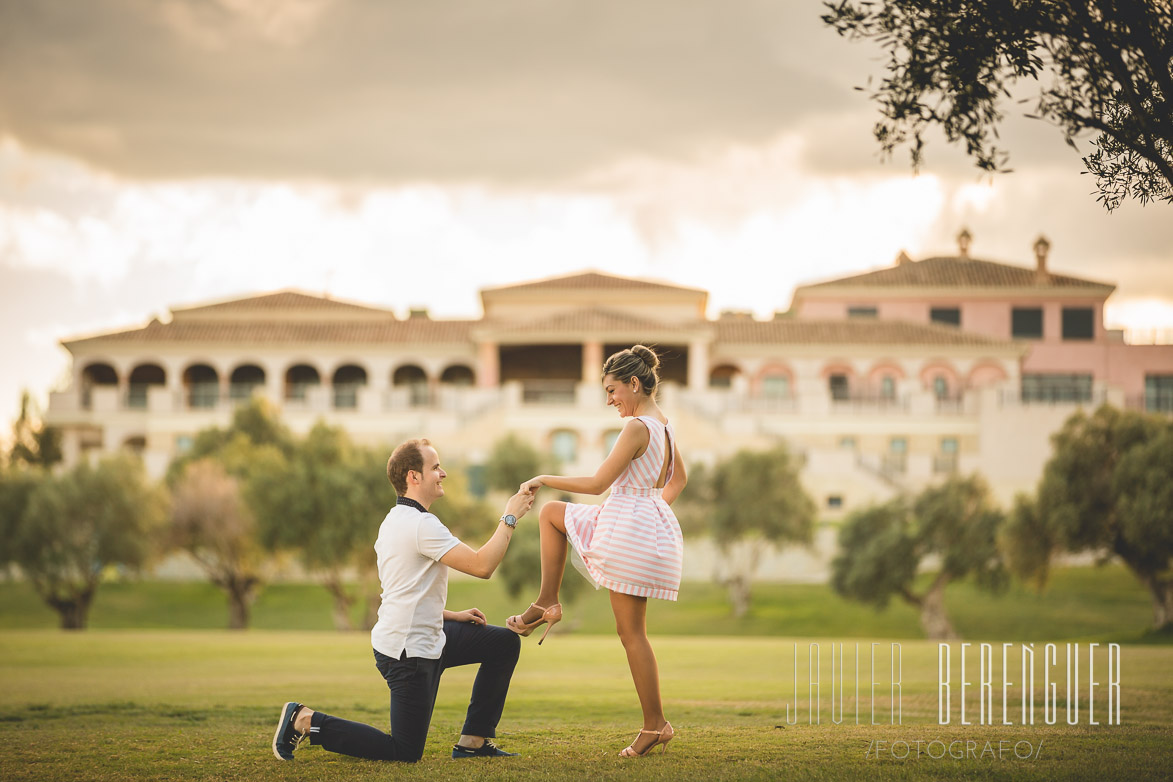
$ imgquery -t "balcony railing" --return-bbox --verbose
[187,383,220,409]
[933,395,965,414]
[126,384,156,409]
[831,393,910,412]
[730,395,799,413]
[333,383,363,410]
[881,453,908,475]
[521,380,577,405]
[1126,391,1173,414]
[933,453,959,474]
[53,382,992,421]
[999,389,1106,407]
[229,382,263,402]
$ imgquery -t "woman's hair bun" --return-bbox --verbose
[601,345,661,396]
[631,345,660,370]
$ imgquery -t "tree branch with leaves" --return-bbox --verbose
[249,423,392,631]
[708,446,817,618]
[8,454,166,629]
[823,0,1173,209]
[1002,405,1173,630]
[832,475,1006,640]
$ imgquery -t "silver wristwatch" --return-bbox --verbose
[500,514,518,528]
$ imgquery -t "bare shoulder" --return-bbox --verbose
[623,417,651,439]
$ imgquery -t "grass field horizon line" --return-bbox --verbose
[1,563,1168,644]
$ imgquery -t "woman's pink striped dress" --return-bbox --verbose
[563,416,684,600]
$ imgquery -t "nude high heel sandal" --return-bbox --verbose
[619,721,674,757]
[506,602,563,644]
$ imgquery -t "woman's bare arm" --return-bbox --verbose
[523,418,647,496]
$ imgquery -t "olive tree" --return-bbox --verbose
[12,453,166,629]
[0,467,39,577]
[169,457,274,630]
[483,432,546,492]
[1002,405,1173,629]
[249,423,390,631]
[709,446,817,617]
[6,391,61,468]
[832,474,1006,639]
[163,399,292,628]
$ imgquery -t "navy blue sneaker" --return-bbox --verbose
[272,702,305,760]
[452,739,519,758]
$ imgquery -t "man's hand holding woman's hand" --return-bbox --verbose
[505,489,534,520]
[519,476,545,495]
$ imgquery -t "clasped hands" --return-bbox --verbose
[503,484,536,522]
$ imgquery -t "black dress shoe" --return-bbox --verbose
[451,739,518,758]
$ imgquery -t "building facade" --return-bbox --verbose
[46,241,1173,577]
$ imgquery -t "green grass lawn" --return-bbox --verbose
[0,630,1169,781]
[0,564,1163,642]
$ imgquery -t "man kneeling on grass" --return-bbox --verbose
[273,438,534,762]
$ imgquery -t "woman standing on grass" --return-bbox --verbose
[508,345,686,758]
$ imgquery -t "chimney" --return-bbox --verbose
[1034,235,1051,284]
[896,249,912,266]
[957,228,972,259]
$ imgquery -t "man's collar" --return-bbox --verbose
[396,495,428,514]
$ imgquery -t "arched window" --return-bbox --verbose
[880,376,896,400]
[762,373,791,399]
[128,364,165,409]
[966,363,1008,388]
[81,362,118,409]
[440,365,475,387]
[551,430,579,465]
[829,373,850,401]
[333,365,368,409]
[394,364,430,406]
[229,364,265,402]
[933,375,949,399]
[709,364,740,389]
[285,364,321,401]
[184,364,219,409]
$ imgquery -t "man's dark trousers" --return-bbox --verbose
[307,621,521,762]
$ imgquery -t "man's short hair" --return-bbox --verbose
[387,438,431,495]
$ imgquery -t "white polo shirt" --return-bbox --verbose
[369,498,461,660]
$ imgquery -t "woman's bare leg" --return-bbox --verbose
[610,590,667,750]
[519,501,569,624]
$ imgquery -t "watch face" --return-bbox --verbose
[503,515,517,527]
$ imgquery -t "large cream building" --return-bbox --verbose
[46,235,1173,578]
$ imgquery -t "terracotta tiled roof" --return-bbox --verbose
[485,307,698,336]
[65,312,1012,349]
[63,318,475,347]
[716,319,1019,347]
[483,271,706,295]
[171,290,396,317]
[797,256,1113,291]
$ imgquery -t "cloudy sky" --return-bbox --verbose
[2,0,1171,428]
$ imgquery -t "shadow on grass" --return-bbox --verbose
[1105,623,1173,645]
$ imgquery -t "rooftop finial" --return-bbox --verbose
[896,249,912,266]
[957,228,972,259]
[1034,234,1052,283]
